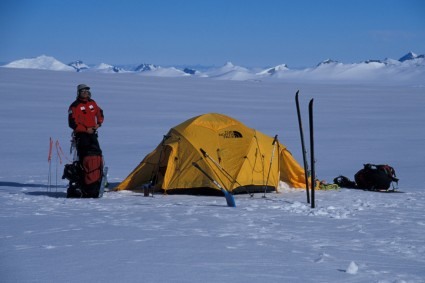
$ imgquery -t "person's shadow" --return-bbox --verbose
[0,181,67,198]
[0,181,121,198]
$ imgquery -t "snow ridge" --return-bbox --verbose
[1,52,424,82]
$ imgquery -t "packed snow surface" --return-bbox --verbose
[0,67,424,283]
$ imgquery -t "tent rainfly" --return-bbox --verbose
[115,113,307,195]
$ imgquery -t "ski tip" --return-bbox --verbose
[222,189,236,207]
[225,194,236,207]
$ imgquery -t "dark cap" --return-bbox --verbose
[77,84,90,92]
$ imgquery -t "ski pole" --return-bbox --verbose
[47,137,53,192]
[55,143,58,193]
[55,140,68,193]
[200,148,252,196]
[192,162,236,207]
[149,135,171,197]
[56,140,71,164]
[263,135,278,198]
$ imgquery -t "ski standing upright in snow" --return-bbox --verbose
[295,91,310,204]
[308,99,316,208]
[98,166,108,198]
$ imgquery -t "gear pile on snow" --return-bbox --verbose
[63,155,105,198]
[62,137,106,198]
[334,163,399,191]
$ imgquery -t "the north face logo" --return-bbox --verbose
[219,131,243,138]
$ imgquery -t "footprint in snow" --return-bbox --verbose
[314,252,330,263]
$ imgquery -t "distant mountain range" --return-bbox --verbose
[1,52,424,82]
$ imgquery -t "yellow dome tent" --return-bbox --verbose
[115,113,307,194]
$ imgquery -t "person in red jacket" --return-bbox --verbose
[67,84,104,198]
[68,84,104,160]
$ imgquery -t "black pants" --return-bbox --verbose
[75,132,102,161]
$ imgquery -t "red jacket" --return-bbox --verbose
[68,97,104,132]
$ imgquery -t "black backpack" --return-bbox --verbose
[354,164,398,191]
[62,159,103,198]
[333,175,357,188]
[62,161,82,184]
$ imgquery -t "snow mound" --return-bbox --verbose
[346,261,359,274]
[92,63,127,73]
[205,62,257,80]
[256,64,289,76]
[138,66,189,77]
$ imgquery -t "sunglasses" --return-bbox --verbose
[80,89,90,93]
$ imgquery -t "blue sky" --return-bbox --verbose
[1,0,424,68]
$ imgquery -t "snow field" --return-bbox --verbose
[0,68,424,282]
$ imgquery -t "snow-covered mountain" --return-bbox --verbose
[68,60,89,72]
[131,63,191,77]
[139,66,189,77]
[265,55,425,82]
[256,64,289,76]
[134,63,159,72]
[203,62,255,80]
[92,63,128,73]
[399,51,424,62]
[1,52,424,82]
[2,55,74,71]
